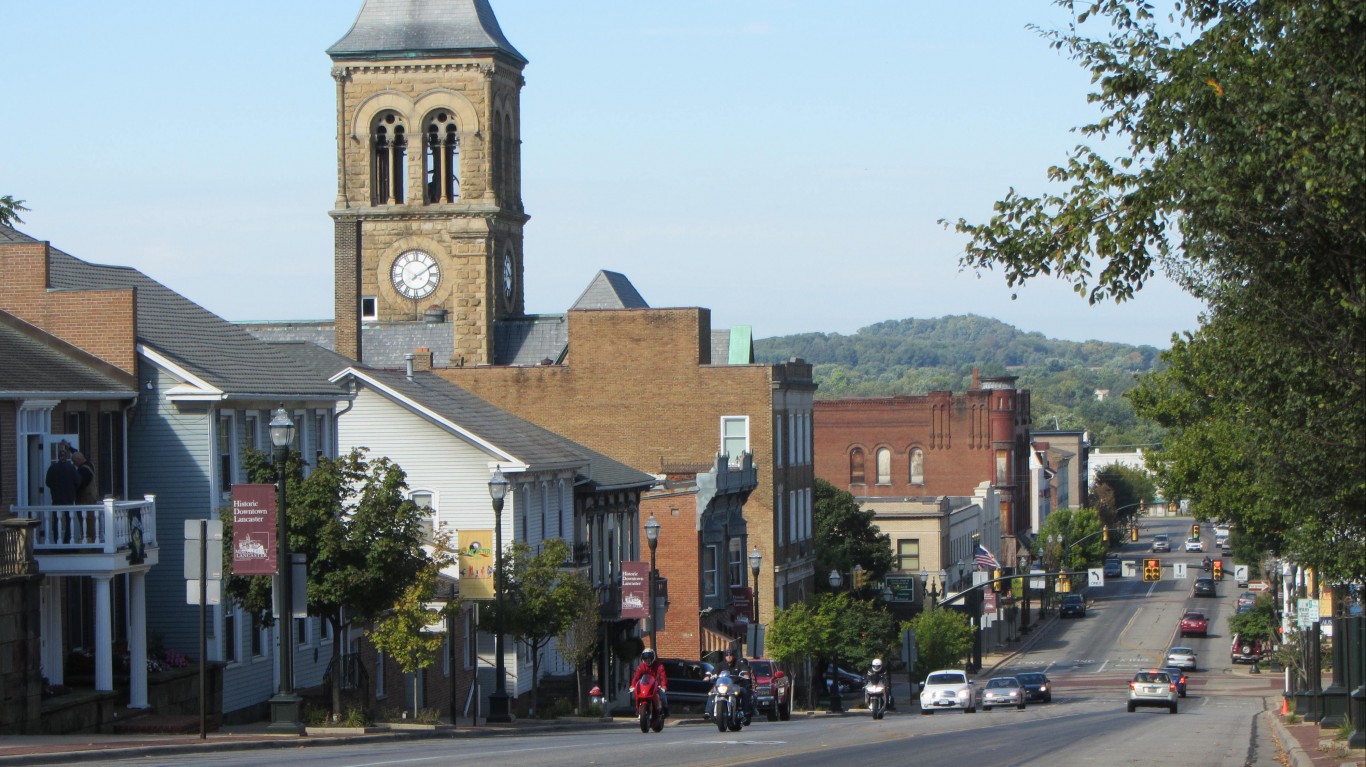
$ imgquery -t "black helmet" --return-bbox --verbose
[642,648,656,663]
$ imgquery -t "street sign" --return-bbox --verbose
[885,577,916,602]
[1030,570,1046,590]
[1088,569,1103,587]
[1235,565,1249,583]
[186,579,221,605]
[1297,599,1319,628]
[1173,562,1188,579]
[1122,560,1138,578]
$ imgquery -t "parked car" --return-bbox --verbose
[821,665,864,695]
[1151,534,1171,553]
[658,658,716,707]
[1158,665,1189,697]
[1014,671,1053,703]
[1060,593,1086,618]
[1103,557,1122,578]
[980,676,1026,711]
[1194,577,1217,597]
[1179,610,1209,638]
[1237,591,1258,610]
[1128,669,1179,713]
[1231,634,1269,664]
[919,669,977,714]
[1185,537,1205,552]
[1166,647,1198,671]
[747,658,792,721]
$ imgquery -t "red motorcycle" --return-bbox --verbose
[632,670,666,733]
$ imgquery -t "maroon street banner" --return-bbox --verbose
[231,484,277,575]
[621,561,649,619]
[732,586,753,624]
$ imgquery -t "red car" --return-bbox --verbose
[748,658,793,721]
[1179,610,1208,638]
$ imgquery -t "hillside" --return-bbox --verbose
[754,314,1166,452]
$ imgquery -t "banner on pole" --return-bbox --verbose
[230,484,276,575]
[621,561,649,619]
[457,530,495,600]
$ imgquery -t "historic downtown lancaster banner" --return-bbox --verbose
[230,484,276,575]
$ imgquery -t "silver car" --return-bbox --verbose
[1128,670,1179,713]
[1166,646,1198,671]
[980,676,1026,711]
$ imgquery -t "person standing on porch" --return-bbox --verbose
[45,446,79,505]
[73,450,99,504]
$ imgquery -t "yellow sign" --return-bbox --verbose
[457,529,495,600]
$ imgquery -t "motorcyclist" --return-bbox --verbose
[629,648,668,717]
[864,658,895,711]
[1202,556,1212,572]
[705,648,755,724]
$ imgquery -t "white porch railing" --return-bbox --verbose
[10,496,157,555]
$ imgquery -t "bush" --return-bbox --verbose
[540,698,574,719]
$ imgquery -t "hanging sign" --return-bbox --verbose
[230,484,276,575]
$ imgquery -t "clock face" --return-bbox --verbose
[502,253,515,303]
[391,250,440,300]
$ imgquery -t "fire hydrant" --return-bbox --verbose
[590,685,604,706]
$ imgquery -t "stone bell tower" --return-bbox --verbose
[328,0,528,364]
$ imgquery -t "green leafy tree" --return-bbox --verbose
[0,195,28,227]
[1089,463,1156,530]
[944,0,1364,582]
[556,604,600,713]
[367,561,452,716]
[907,608,973,679]
[483,538,595,717]
[1035,508,1106,576]
[764,601,823,709]
[813,479,894,591]
[223,447,438,718]
[1227,594,1277,644]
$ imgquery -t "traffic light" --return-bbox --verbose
[1191,523,1200,540]
[1143,558,1162,582]
[1102,528,1109,542]
[1212,560,1223,580]
[1130,527,1138,542]
[853,567,868,589]
[1056,575,1070,593]
[992,569,1003,592]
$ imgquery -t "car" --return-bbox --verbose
[657,658,716,707]
[1220,542,1233,556]
[1179,610,1209,637]
[1237,591,1258,610]
[1166,646,1198,671]
[1013,671,1053,703]
[747,658,792,721]
[1059,593,1086,618]
[919,669,977,714]
[821,665,864,695]
[1128,669,1179,713]
[1151,534,1171,553]
[1194,577,1217,597]
[1231,633,1269,664]
[1103,558,1122,578]
[1185,537,1205,552]
[980,676,1026,711]
[1158,665,1189,697]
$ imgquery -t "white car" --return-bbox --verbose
[919,669,977,714]
[1184,537,1204,552]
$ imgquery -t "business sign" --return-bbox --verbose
[886,577,916,602]
[457,529,495,600]
[230,484,276,575]
[621,561,649,619]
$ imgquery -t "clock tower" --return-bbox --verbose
[327,0,527,364]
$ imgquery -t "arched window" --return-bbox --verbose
[876,448,892,485]
[501,113,514,201]
[910,448,925,485]
[492,110,504,199]
[849,448,865,485]
[424,110,459,203]
[371,111,407,205]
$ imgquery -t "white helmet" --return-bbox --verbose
[642,648,656,663]
[871,658,883,670]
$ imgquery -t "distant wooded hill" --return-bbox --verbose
[753,314,1166,453]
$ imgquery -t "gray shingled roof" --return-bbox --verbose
[350,369,654,489]
[0,225,39,245]
[570,270,649,311]
[0,310,138,398]
[328,0,526,64]
[35,243,345,400]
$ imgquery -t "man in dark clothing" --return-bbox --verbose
[73,451,98,504]
[706,648,754,723]
[45,447,79,505]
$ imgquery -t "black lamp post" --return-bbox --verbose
[487,468,512,723]
[266,407,303,734]
[920,568,947,612]
[644,513,661,652]
[749,546,762,658]
[827,569,844,713]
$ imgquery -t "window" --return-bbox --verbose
[251,612,265,658]
[423,110,460,203]
[297,617,309,647]
[224,605,238,664]
[216,413,235,499]
[728,537,743,589]
[371,111,407,205]
[876,448,892,485]
[850,448,866,484]
[774,414,783,468]
[410,491,435,541]
[314,411,329,460]
[995,449,1010,485]
[897,540,920,573]
[721,416,748,465]
[702,546,719,597]
[360,296,378,320]
[910,448,925,484]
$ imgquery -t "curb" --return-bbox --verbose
[1262,696,1313,767]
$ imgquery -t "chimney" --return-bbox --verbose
[405,353,414,380]
[972,367,980,389]
[412,348,433,372]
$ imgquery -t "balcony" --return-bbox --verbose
[10,496,159,574]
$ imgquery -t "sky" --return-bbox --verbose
[3,1,1206,349]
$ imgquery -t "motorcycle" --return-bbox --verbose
[632,670,666,733]
[1202,557,1212,572]
[708,670,747,732]
[865,678,888,720]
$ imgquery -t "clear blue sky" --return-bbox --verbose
[4,1,1204,348]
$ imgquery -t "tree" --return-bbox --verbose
[484,538,595,717]
[223,447,439,718]
[947,0,1365,583]
[764,593,898,708]
[366,561,452,716]
[813,479,894,591]
[1089,463,1155,529]
[1035,508,1106,576]
[556,604,600,713]
[908,608,972,680]
[0,196,28,227]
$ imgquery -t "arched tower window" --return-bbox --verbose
[849,448,865,485]
[909,448,925,485]
[424,110,459,203]
[492,109,504,200]
[371,111,407,205]
[876,448,892,485]
[502,112,514,202]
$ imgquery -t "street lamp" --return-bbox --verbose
[644,513,661,652]
[919,568,947,612]
[487,467,512,723]
[827,569,844,713]
[266,407,303,734]
[748,546,762,658]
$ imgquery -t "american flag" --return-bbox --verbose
[974,543,1000,570]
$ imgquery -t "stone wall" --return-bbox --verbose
[0,573,43,734]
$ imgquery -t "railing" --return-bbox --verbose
[10,496,157,555]
[0,518,39,577]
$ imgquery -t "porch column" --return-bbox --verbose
[41,577,64,685]
[93,574,114,691]
[128,570,149,708]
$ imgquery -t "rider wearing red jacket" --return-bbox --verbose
[630,648,668,716]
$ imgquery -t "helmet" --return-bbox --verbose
[871,658,883,670]
[724,648,735,658]
[642,649,656,663]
